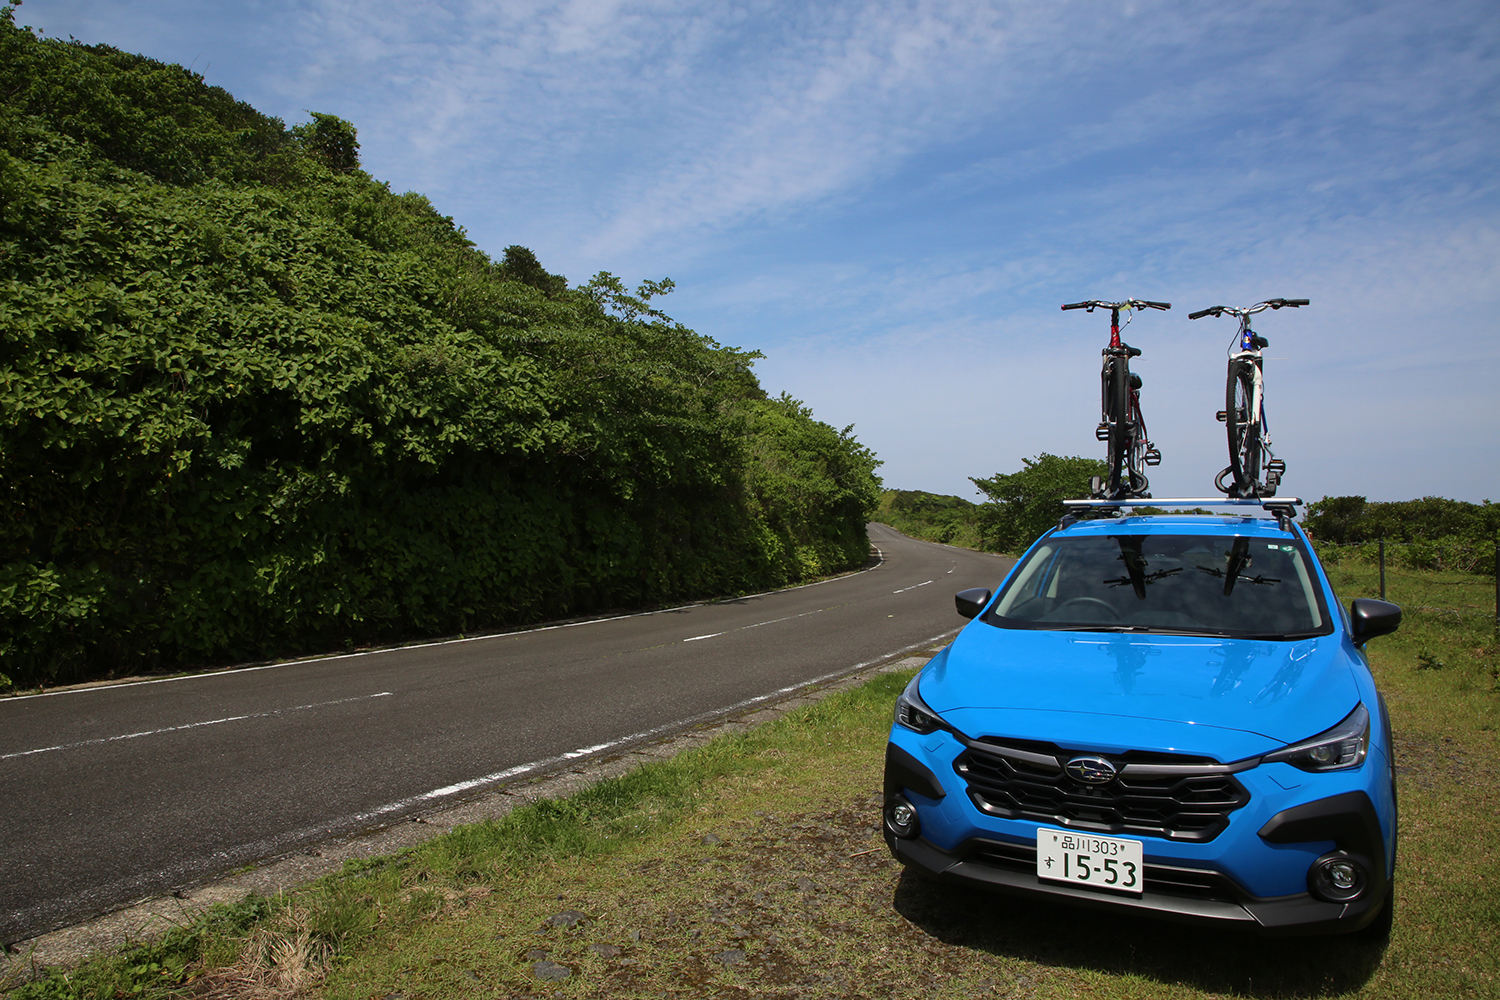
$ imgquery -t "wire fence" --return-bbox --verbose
[1310,537,1500,633]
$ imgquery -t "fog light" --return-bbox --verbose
[885,796,920,839]
[1309,852,1367,902]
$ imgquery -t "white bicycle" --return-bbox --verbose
[1188,298,1308,498]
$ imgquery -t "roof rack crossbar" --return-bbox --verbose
[1060,497,1302,509]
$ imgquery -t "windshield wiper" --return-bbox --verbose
[1230,629,1327,640]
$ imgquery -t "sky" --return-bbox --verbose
[15,0,1500,505]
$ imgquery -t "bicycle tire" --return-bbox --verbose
[1104,357,1130,499]
[1126,419,1149,496]
[1225,359,1261,496]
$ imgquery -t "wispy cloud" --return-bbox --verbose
[19,0,1500,500]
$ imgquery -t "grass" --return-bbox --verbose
[7,560,1499,999]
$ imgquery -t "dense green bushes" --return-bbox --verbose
[874,490,980,548]
[0,9,880,687]
[971,454,1106,554]
[1304,495,1497,576]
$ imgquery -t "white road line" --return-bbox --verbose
[682,633,724,642]
[344,629,957,822]
[0,692,395,761]
[893,580,934,594]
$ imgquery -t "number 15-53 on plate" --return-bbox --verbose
[1036,829,1144,894]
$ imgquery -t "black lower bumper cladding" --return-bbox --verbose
[884,829,1388,935]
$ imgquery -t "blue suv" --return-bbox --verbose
[883,501,1401,935]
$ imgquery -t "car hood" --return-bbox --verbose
[921,624,1361,760]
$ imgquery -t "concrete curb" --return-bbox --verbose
[1,648,940,986]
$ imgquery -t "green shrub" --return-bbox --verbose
[0,13,881,685]
[970,454,1106,554]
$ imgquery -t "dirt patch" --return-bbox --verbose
[457,789,1395,1000]
[1391,734,1475,790]
[501,794,1048,999]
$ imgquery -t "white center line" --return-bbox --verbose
[893,580,934,594]
[1,692,395,761]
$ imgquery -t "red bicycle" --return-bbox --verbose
[1062,298,1170,499]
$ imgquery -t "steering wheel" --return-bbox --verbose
[1054,597,1120,620]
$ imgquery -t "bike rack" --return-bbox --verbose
[1058,497,1303,532]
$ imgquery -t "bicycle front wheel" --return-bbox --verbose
[1225,360,1261,496]
[1126,426,1149,496]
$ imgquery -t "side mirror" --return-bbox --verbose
[1349,598,1402,645]
[955,588,992,620]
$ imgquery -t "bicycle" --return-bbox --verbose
[1187,297,1308,498]
[1061,298,1170,500]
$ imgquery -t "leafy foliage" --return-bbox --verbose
[875,489,979,547]
[970,454,1106,554]
[0,13,881,686]
[1305,495,1498,545]
[1304,496,1498,576]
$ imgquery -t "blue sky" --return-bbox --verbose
[17,0,1499,504]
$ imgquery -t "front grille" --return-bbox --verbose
[964,839,1243,903]
[955,738,1250,842]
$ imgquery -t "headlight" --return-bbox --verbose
[1262,704,1370,772]
[894,675,944,734]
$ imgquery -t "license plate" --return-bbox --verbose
[1036,828,1144,894]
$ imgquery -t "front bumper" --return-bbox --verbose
[883,741,1392,935]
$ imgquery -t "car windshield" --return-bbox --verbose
[988,532,1330,638]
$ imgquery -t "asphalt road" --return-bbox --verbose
[0,524,1014,944]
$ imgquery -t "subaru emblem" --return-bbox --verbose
[1064,756,1117,785]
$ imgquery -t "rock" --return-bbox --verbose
[525,949,549,961]
[700,833,723,845]
[715,949,747,966]
[546,910,589,929]
[532,960,572,982]
[589,943,621,958]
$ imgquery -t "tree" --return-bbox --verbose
[291,112,360,172]
[971,454,1105,553]
[499,245,568,297]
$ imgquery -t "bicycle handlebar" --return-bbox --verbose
[1189,298,1309,321]
[1061,299,1171,312]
